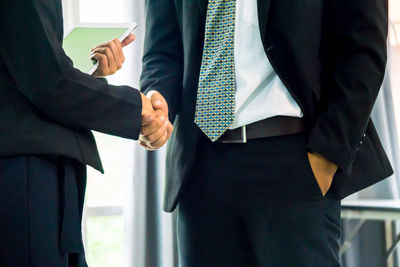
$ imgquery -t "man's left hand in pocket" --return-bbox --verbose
[307,152,338,196]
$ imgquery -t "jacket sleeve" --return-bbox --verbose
[0,0,142,140]
[140,0,184,123]
[306,0,388,175]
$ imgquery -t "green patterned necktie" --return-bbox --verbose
[194,0,237,142]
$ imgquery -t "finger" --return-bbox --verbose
[93,40,110,49]
[91,47,117,74]
[141,117,167,137]
[141,120,161,136]
[150,92,168,115]
[139,140,156,151]
[141,112,167,135]
[113,38,125,64]
[121,34,136,47]
[141,114,155,126]
[142,124,168,143]
[91,47,115,70]
[149,131,168,149]
[92,38,124,62]
[90,53,108,77]
[109,39,123,69]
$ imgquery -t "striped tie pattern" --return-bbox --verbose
[194,0,237,142]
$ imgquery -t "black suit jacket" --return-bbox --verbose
[141,0,394,212]
[0,0,142,172]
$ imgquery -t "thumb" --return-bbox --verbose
[150,91,168,116]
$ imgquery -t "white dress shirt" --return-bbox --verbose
[229,0,302,130]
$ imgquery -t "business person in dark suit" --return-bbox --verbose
[0,0,173,266]
[141,0,393,266]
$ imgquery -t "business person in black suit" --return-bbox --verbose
[141,0,393,266]
[0,0,173,266]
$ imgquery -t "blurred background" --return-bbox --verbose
[62,0,400,266]
[63,1,175,266]
[390,0,400,133]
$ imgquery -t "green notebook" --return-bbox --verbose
[63,23,137,74]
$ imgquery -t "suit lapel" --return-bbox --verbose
[198,0,208,20]
[257,0,271,41]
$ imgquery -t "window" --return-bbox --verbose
[83,135,134,266]
[390,0,400,137]
[390,0,400,46]
[62,0,140,266]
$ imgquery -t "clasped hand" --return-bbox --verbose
[140,92,173,150]
[90,36,173,150]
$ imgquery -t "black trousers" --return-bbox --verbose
[178,133,342,267]
[0,155,87,267]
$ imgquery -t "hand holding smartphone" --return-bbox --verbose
[63,23,138,75]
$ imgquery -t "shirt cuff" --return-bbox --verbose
[146,90,158,99]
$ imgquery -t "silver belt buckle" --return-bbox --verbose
[221,125,247,144]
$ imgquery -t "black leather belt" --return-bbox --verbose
[217,116,306,143]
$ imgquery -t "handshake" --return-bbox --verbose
[139,92,173,150]
[91,34,173,151]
